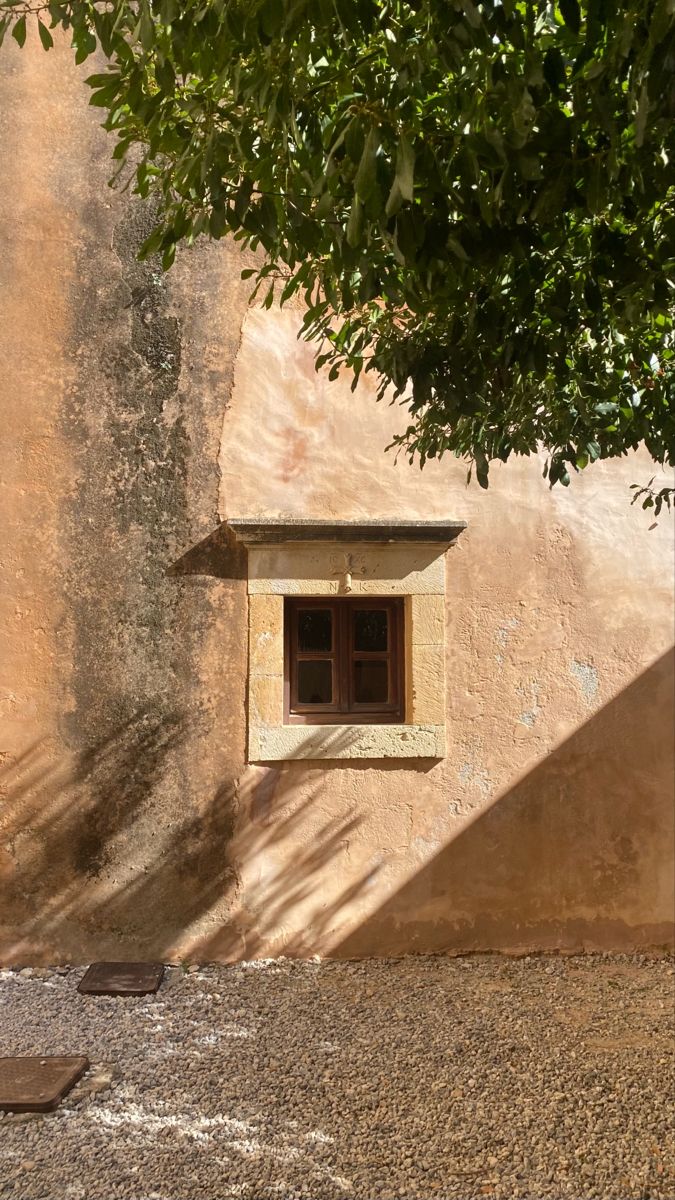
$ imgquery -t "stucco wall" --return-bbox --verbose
[0,35,673,964]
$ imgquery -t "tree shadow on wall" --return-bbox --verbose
[1,653,673,964]
[0,715,375,963]
[0,706,201,959]
[95,730,373,963]
[335,648,675,958]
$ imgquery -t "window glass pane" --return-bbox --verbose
[297,609,332,652]
[353,609,388,651]
[354,660,389,704]
[297,660,333,705]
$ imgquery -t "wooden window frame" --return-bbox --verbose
[284,597,405,725]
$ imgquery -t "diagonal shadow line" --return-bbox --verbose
[166,523,246,580]
[334,648,675,958]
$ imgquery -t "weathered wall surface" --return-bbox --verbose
[0,36,673,963]
[0,35,251,963]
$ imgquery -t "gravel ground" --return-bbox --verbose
[0,955,673,1200]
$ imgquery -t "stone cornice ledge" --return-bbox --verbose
[228,518,467,546]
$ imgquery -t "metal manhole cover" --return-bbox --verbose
[0,1056,89,1113]
[77,961,164,996]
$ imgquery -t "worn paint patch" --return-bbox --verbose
[518,681,542,727]
[570,659,599,704]
[458,762,493,797]
[496,618,520,649]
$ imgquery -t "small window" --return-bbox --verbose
[284,597,405,724]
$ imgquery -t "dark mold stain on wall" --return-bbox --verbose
[50,192,242,952]
[108,204,185,538]
[61,198,189,752]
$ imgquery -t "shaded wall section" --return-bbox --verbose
[336,651,675,956]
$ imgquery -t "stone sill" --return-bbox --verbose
[229,518,466,546]
[248,723,445,762]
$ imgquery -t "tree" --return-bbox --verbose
[1,0,674,508]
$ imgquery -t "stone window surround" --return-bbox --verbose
[228,520,466,762]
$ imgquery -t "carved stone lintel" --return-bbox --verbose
[330,551,369,593]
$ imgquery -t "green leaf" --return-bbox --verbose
[258,194,277,238]
[74,29,97,64]
[586,160,605,215]
[385,180,403,219]
[47,1,67,24]
[346,197,364,247]
[38,20,54,50]
[543,48,566,91]
[635,86,649,148]
[559,0,581,35]
[475,452,489,488]
[89,79,122,107]
[11,15,26,47]
[138,226,165,260]
[583,277,602,312]
[394,133,415,203]
[85,73,118,87]
[155,58,175,94]
[234,178,253,222]
[354,126,379,203]
[139,2,154,51]
[209,204,228,238]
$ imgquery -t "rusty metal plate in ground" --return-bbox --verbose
[77,961,164,996]
[0,1056,89,1113]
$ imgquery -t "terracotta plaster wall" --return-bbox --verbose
[1,40,673,964]
[218,311,674,957]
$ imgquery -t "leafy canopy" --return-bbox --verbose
[2,0,674,506]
